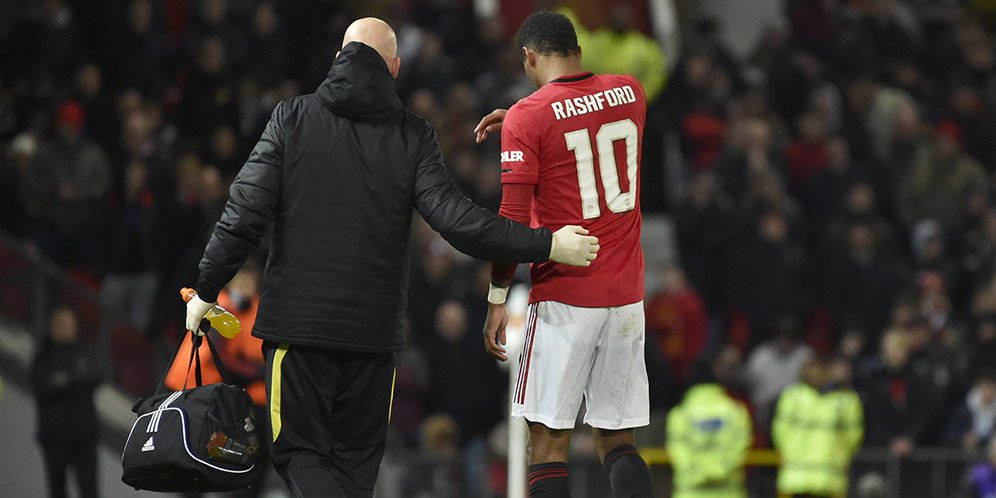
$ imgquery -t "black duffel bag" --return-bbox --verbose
[122,330,259,492]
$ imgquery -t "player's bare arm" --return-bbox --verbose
[482,279,511,362]
[474,108,507,143]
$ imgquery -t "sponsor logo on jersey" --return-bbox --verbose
[501,150,524,163]
[141,436,155,452]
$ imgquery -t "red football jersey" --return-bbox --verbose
[500,72,646,307]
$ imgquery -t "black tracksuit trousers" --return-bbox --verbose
[263,342,395,498]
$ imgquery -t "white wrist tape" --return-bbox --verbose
[487,284,510,305]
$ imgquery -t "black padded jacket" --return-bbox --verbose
[195,42,551,352]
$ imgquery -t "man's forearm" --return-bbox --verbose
[488,182,535,301]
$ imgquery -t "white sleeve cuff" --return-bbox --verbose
[487,284,510,305]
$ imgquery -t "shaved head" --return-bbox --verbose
[342,17,398,68]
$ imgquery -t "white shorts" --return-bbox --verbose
[511,300,650,430]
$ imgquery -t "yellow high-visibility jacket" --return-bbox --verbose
[772,383,864,497]
[557,7,668,102]
[667,384,752,498]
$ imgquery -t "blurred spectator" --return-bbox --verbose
[177,36,239,142]
[896,121,988,229]
[5,0,78,90]
[824,183,900,259]
[691,18,744,96]
[645,266,708,390]
[100,161,161,335]
[424,300,503,446]
[396,32,456,101]
[673,171,732,314]
[403,414,464,498]
[737,167,804,241]
[392,321,430,448]
[876,100,925,197]
[113,0,170,98]
[772,357,863,498]
[666,360,751,498]
[205,125,243,178]
[246,3,289,88]
[729,208,807,348]
[408,237,457,337]
[961,193,995,278]
[710,343,753,410]
[184,0,248,71]
[800,135,873,230]
[666,53,728,170]
[27,101,111,267]
[475,46,533,116]
[786,111,830,191]
[0,133,38,235]
[860,328,947,453]
[850,80,916,169]
[824,220,909,339]
[960,436,996,498]
[744,317,813,431]
[967,308,996,384]
[947,370,996,451]
[72,63,118,153]
[31,307,102,498]
[715,118,784,202]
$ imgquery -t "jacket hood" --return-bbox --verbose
[317,42,403,121]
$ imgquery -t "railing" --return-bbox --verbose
[641,447,979,498]
[368,447,981,498]
[0,229,161,396]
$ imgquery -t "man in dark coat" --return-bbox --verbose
[184,17,598,498]
[32,307,102,498]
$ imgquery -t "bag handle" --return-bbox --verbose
[200,329,235,385]
[152,330,190,396]
[153,322,237,396]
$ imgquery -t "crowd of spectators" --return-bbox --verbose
[4,0,996,481]
[650,0,996,461]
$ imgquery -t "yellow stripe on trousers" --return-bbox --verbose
[388,367,397,423]
[270,344,289,442]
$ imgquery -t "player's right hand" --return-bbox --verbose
[474,108,507,143]
[549,225,599,267]
[483,302,509,362]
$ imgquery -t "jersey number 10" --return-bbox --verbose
[564,118,639,220]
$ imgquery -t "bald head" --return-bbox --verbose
[342,17,398,69]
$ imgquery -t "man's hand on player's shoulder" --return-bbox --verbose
[483,302,509,362]
[474,108,508,143]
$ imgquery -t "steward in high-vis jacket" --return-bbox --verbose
[772,358,864,498]
[667,383,752,498]
[183,18,599,498]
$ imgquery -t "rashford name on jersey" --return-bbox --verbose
[499,73,647,307]
[549,84,639,121]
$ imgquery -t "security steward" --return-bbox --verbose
[667,366,752,498]
[772,357,864,498]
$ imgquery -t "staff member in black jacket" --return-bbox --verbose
[184,17,598,498]
[32,307,102,498]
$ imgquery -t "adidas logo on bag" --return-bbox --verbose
[141,437,155,452]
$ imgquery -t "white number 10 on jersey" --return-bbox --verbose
[564,118,639,220]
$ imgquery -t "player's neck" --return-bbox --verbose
[539,59,586,86]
